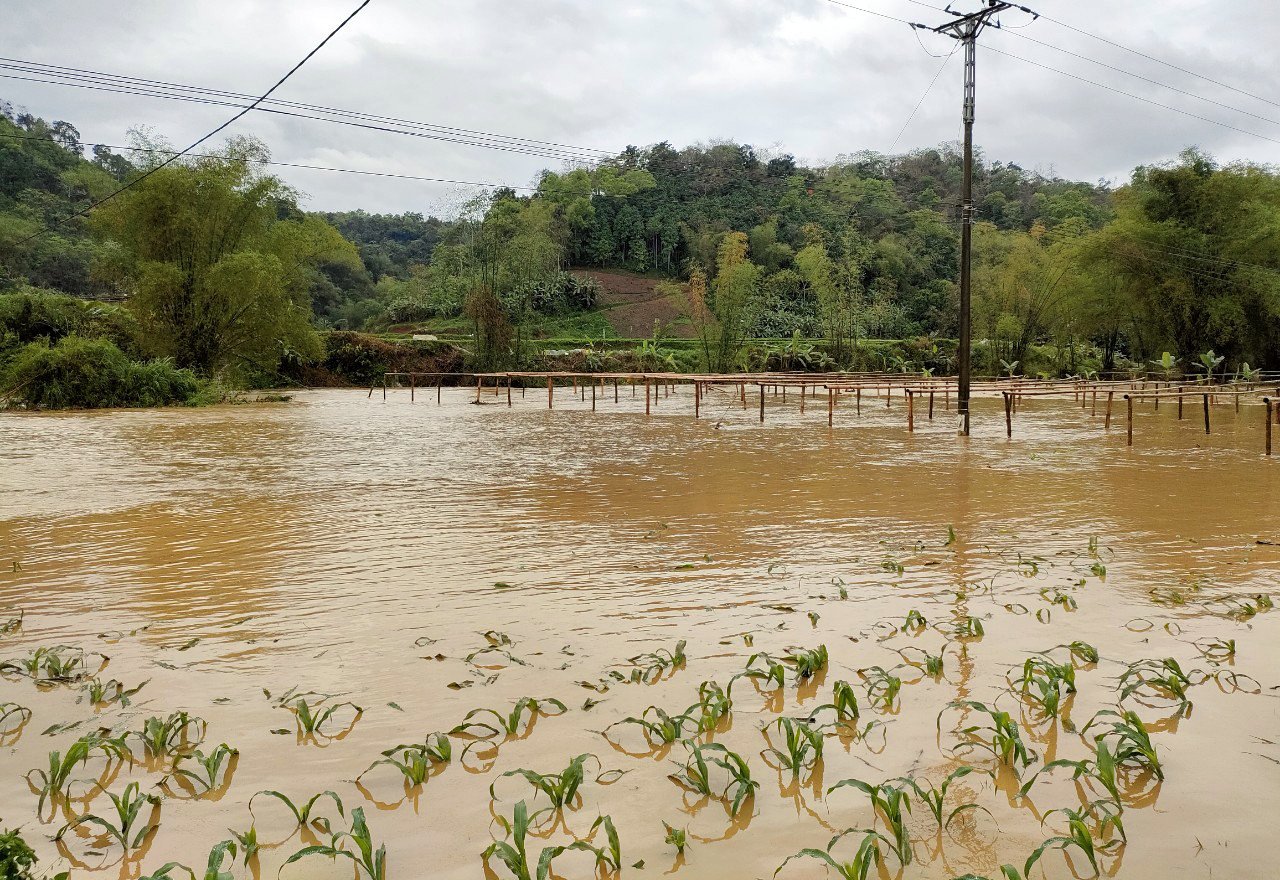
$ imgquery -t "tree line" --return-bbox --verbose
[2,99,1279,406]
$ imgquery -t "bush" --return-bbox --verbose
[0,826,36,879]
[0,288,140,355]
[2,336,200,409]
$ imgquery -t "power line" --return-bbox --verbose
[0,58,612,164]
[1035,11,1280,115]
[0,132,538,192]
[981,44,1280,149]
[994,29,1280,131]
[888,44,959,153]
[15,0,373,244]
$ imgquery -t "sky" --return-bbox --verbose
[5,0,1280,216]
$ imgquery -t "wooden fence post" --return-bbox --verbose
[437,379,442,405]
[907,390,915,432]
[1265,398,1272,456]
[547,377,553,409]
[929,391,935,420]
[828,388,834,428]
[694,381,700,419]
[507,379,512,407]
[759,384,765,423]
[645,380,651,415]
[1004,391,1012,438]
[410,373,416,403]
[1125,394,1133,446]
[856,387,861,415]
[1105,391,1114,429]
[591,382,596,412]
[1203,393,1211,434]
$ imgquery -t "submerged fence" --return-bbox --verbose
[370,371,1280,456]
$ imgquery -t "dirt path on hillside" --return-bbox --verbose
[572,269,694,338]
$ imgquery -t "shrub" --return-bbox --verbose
[0,826,37,879]
[2,336,200,409]
[0,288,140,354]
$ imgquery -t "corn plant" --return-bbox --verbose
[137,839,238,880]
[288,698,363,736]
[785,644,829,680]
[452,697,567,739]
[1039,588,1078,611]
[249,789,344,832]
[1117,658,1197,712]
[897,646,947,678]
[669,742,758,817]
[827,778,913,865]
[612,706,699,745]
[1081,709,1163,779]
[483,800,613,880]
[627,640,687,683]
[952,870,1022,880]
[901,767,989,829]
[0,609,22,634]
[1193,638,1236,662]
[361,734,452,786]
[694,680,732,732]
[226,825,258,865]
[810,680,860,726]
[1025,804,1123,878]
[940,700,1035,770]
[490,753,598,810]
[1,645,104,684]
[282,807,385,880]
[56,780,158,851]
[901,610,928,633]
[1054,641,1100,664]
[28,732,133,813]
[0,701,31,734]
[133,712,207,758]
[663,821,688,854]
[1012,656,1077,719]
[733,653,788,691]
[775,829,887,880]
[1019,738,1127,809]
[950,616,985,640]
[170,744,238,796]
[762,717,824,774]
[85,677,149,708]
[859,667,903,712]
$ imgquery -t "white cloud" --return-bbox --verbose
[5,0,1280,215]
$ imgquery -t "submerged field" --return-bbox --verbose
[0,388,1277,880]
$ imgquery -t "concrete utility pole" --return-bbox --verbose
[916,2,1035,436]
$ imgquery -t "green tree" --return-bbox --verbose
[91,138,355,377]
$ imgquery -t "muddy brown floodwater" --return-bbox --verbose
[1,386,1278,880]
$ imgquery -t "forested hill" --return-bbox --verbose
[4,99,1280,381]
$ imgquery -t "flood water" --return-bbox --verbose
[1,385,1278,880]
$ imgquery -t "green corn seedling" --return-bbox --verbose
[1025,804,1123,878]
[490,753,598,809]
[1117,658,1196,711]
[762,717,824,774]
[860,667,903,711]
[785,644,829,680]
[827,779,914,865]
[249,789,344,832]
[775,829,887,880]
[734,653,788,692]
[134,712,207,758]
[171,744,238,795]
[57,780,158,851]
[694,680,732,732]
[663,821,688,854]
[901,766,988,829]
[612,705,699,745]
[627,640,687,682]
[1,645,103,684]
[0,701,31,733]
[901,610,928,633]
[28,732,133,813]
[452,697,567,739]
[1013,656,1077,719]
[1081,709,1163,779]
[669,742,758,817]
[362,734,452,786]
[289,698,363,736]
[483,800,609,880]
[86,677,149,707]
[137,839,238,880]
[941,700,1035,770]
[953,616,985,639]
[227,825,259,865]
[282,807,385,880]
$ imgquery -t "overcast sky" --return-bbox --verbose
[6,0,1280,216]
